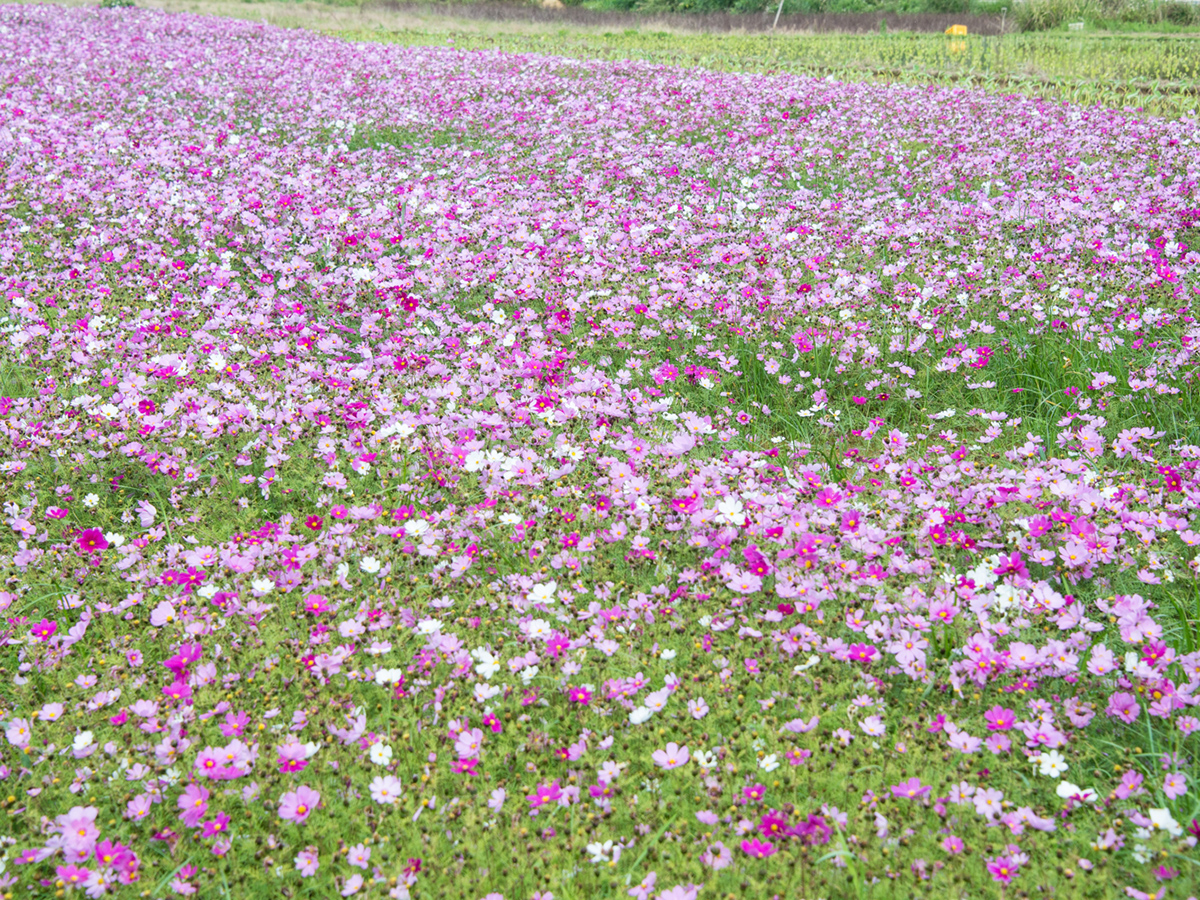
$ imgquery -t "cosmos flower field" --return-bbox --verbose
[1,5,1199,898]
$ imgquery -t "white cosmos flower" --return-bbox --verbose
[794,655,820,674]
[416,619,442,635]
[360,556,381,574]
[369,743,393,766]
[473,683,501,703]
[759,754,780,772]
[403,519,429,537]
[692,749,717,768]
[717,496,744,525]
[471,649,500,680]
[1148,808,1182,837]
[374,668,404,686]
[1035,750,1069,778]
[250,578,274,594]
[659,649,677,661]
[519,665,540,685]
[1055,782,1097,802]
[529,581,557,603]
[629,707,654,725]
[523,619,551,639]
[82,493,100,509]
[586,840,614,863]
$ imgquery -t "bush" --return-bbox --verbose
[926,0,970,13]
[1014,0,1093,29]
[99,0,136,7]
[1161,1,1200,24]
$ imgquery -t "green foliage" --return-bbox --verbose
[345,124,477,152]
[99,0,136,8]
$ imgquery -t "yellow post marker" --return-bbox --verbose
[945,24,968,34]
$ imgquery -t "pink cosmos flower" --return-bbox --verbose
[983,706,1016,731]
[627,871,656,900]
[93,840,131,870]
[303,594,329,615]
[488,789,506,812]
[177,784,210,828]
[651,742,689,769]
[1107,692,1140,724]
[277,742,309,774]
[454,728,484,758]
[942,835,964,854]
[987,855,1019,883]
[890,777,931,800]
[700,842,732,870]
[195,747,223,778]
[56,865,91,887]
[741,838,776,859]
[847,643,877,665]
[278,785,320,823]
[759,810,789,839]
[1163,772,1188,800]
[781,715,819,733]
[785,748,812,766]
[742,784,766,804]
[526,781,563,811]
[1115,770,1144,799]
[200,812,231,838]
[369,775,403,805]
[294,846,319,877]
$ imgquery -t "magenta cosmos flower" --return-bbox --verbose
[987,855,1020,884]
[526,781,562,811]
[568,686,592,705]
[76,528,108,552]
[741,838,776,859]
[847,643,878,665]
[29,619,57,642]
[278,786,320,823]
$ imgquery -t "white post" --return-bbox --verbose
[773,0,785,29]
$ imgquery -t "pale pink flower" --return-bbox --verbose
[651,742,689,770]
[278,785,319,823]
